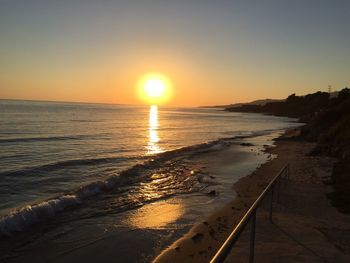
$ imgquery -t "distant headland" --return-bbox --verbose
[227,88,350,213]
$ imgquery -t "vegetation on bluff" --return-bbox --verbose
[227,88,350,213]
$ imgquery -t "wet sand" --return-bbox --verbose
[154,133,350,262]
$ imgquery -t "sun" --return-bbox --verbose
[137,73,173,105]
[144,79,165,98]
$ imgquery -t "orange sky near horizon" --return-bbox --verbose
[2,47,346,107]
[1,64,346,107]
[1,42,348,107]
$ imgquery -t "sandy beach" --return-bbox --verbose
[154,131,350,262]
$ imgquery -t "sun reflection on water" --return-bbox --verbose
[147,105,162,154]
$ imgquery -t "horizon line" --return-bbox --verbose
[0,98,202,108]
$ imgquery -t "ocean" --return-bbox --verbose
[0,99,300,262]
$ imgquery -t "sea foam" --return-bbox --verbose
[0,195,79,236]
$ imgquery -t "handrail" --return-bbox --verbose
[210,164,290,263]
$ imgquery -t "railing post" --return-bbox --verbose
[277,176,281,204]
[269,185,274,223]
[249,211,256,263]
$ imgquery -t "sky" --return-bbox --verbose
[0,0,349,106]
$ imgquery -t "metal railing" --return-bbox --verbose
[210,164,290,263]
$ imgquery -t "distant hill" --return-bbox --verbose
[227,98,284,108]
[199,104,231,109]
[200,98,283,109]
[225,91,341,119]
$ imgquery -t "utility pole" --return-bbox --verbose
[328,85,332,94]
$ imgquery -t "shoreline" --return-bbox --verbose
[0,131,281,263]
[0,129,285,237]
[152,131,289,263]
[153,129,350,262]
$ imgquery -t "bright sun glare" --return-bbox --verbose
[137,73,173,105]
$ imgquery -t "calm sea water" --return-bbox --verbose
[0,100,298,225]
